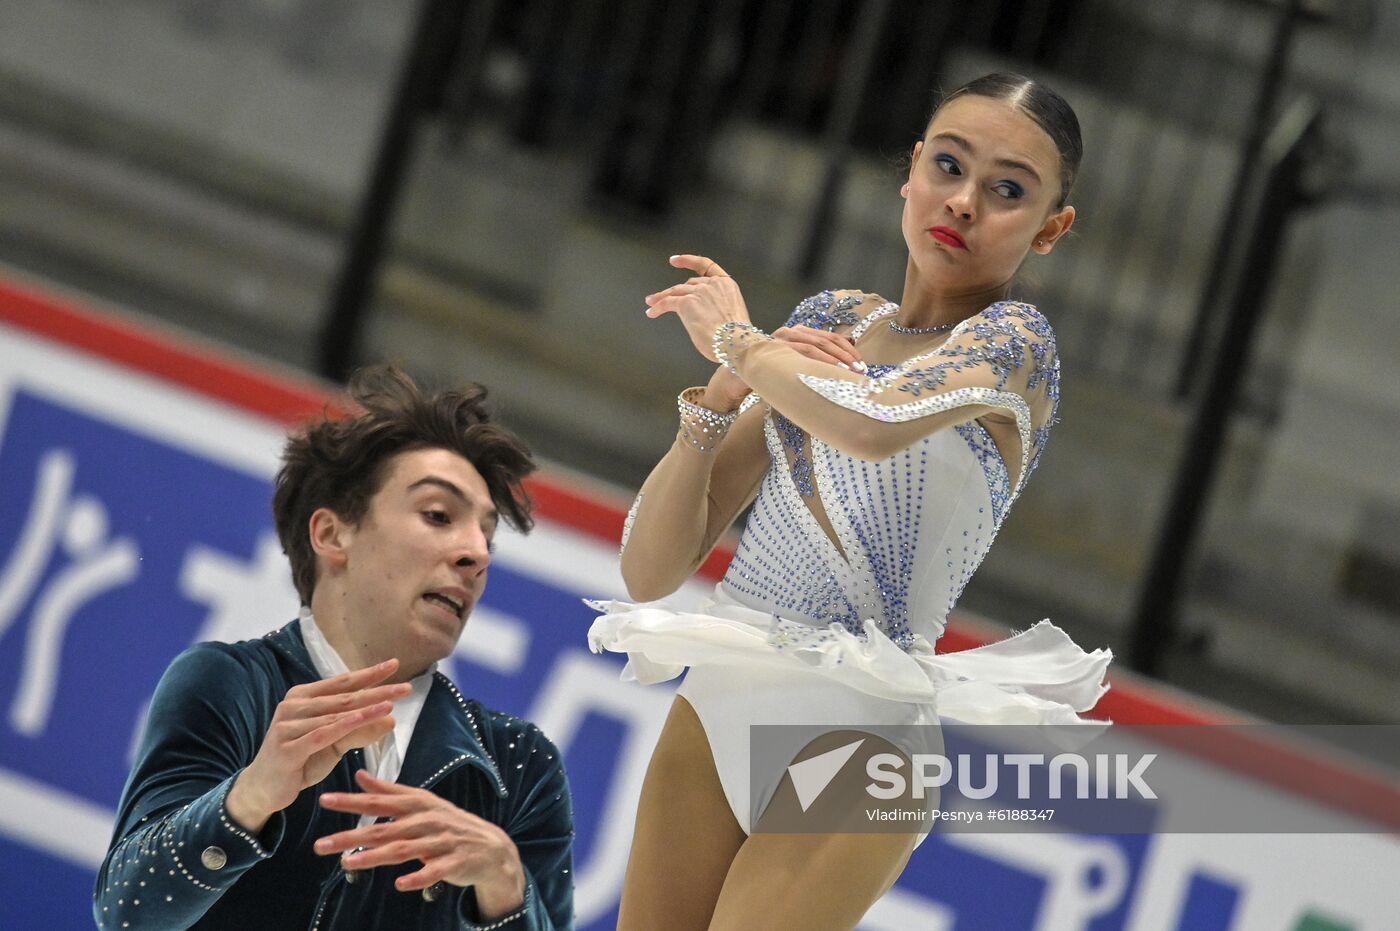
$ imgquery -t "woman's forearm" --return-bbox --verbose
[619,437,722,600]
[619,376,763,601]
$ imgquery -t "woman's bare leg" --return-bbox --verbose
[615,695,747,931]
[707,831,918,931]
[707,730,924,931]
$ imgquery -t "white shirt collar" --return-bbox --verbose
[297,607,434,818]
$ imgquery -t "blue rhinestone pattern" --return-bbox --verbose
[773,412,814,497]
[783,290,865,331]
[723,415,861,635]
[954,422,1011,528]
[893,302,1056,399]
[717,295,1059,655]
[813,436,927,649]
[773,290,870,498]
[798,300,1058,499]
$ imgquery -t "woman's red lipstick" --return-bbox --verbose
[928,226,967,250]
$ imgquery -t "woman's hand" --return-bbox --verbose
[773,325,866,372]
[645,255,750,362]
[698,325,863,412]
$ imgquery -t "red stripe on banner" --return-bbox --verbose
[523,476,737,582]
[0,279,332,425]
[1144,725,1400,833]
[524,478,630,551]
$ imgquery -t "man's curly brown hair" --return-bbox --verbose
[272,365,534,606]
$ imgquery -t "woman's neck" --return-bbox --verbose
[897,261,1010,328]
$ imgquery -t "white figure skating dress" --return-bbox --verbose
[589,291,1112,831]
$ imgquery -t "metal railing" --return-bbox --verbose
[1128,98,1338,674]
[321,0,1357,391]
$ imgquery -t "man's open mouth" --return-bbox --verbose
[422,592,465,618]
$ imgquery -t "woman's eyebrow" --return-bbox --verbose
[930,131,1042,183]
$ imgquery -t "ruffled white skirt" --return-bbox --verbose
[587,586,1113,726]
[588,586,1112,834]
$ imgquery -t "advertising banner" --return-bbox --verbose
[0,279,1396,930]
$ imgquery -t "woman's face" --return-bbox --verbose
[902,94,1074,293]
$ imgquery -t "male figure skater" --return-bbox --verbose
[95,367,573,930]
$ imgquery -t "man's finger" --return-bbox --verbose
[289,659,399,699]
[284,682,412,720]
[394,854,468,893]
[395,864,448,893]
[313,821,395,856]
[328,717,400,758]
[319,791,416,819]
[295,703,394,755]
[669,254,728,277]
[314,813,431,855]
[355,769,421,796]
[342,838,453,872]
[272,708,371,742]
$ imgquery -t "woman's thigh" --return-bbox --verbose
[616,695,747,931]
[708,726,925,931]
[707,830,919,931]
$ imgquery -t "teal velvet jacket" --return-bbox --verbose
[94,621,574,930]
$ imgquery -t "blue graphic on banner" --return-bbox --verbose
[0,390,278,805]
[1179,871,1243,930]
[883,727,1159,930]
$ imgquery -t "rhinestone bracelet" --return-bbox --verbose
[677,386,739,453]
[712,321,770,374]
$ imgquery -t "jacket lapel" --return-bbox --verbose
[397,675,508,797]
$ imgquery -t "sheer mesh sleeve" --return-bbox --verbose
[618,394,769,601]
[716,300,1060,494]
[779,289,869,331]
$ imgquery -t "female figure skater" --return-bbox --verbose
[589,73,1112,930]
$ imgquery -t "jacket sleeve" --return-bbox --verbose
[94,644,285,931]
[458,726,574,931]
[717,301,1060,494]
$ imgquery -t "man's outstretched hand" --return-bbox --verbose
[316,770,526,918]
[226,659,410,836]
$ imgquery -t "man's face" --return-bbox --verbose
[334,446,498,677]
